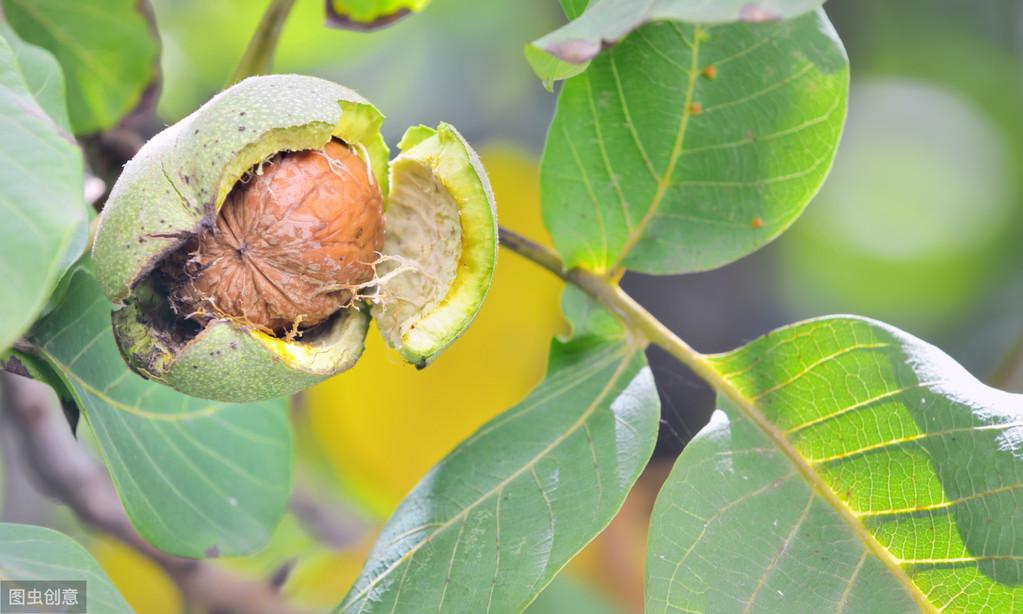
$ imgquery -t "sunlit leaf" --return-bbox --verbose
[25,266,292,558]
[340,290,659,612]
[647,316,1023,612]
[529,0,826,79]
[3,0,159,134]
[0,523,132,613]
[325,0,430,31]
[0,33,86,353]
[541,10,848,275]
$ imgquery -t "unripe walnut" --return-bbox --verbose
[164,140,384,334]
[92,75,496,402]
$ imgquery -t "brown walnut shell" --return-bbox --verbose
[164,140,384,333]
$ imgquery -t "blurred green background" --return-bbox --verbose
[5,0,1023,612]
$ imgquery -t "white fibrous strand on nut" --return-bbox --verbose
[162,139,385,335]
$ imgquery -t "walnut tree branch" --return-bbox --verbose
[228,0,298,86]
[498,227,710,377]
[0,370,308,614]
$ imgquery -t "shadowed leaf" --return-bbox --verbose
[26,266,293,558]
[0,33,86,353]
[0,523,132,613]
[3,0,159,134]
[340,290,659,612]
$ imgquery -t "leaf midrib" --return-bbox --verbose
[610,23,703,273]
[39,350,229,422]
[690,352,938,613]
[342,345,638,612]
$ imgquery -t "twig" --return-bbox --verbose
[0,370,309,614]
[499,227,942,612]
[227,0,298,86]
[499,225,710,368]
[289,485,367,550]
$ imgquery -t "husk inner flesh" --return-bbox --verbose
[374,158,462,350]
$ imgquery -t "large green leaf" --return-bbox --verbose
[540,10,848,275]
[0,33,86,353]
[0,25,88,285]
[646,316,1023,612]
[340,289,659,612]
[0,523,132,613]
[325,0,430,30]
[25,266,293,559]
[529,0,826,78]
[3,0,159,134]
[0,22,71,131]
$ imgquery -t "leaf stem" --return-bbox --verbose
[498,227,709,377]
[227,0,298,86]
[500,227,937,613]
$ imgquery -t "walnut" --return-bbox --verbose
[93,75,496,402]
[165,140,384,333]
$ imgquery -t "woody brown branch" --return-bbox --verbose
[0,370,308,614]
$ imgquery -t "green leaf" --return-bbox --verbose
[540,10,848,275]
[26,266,293,558]
[3,0,159,134]
[0,33,86,353]
[525,44,589,93]
[529,0,827,81]
[340,303,659,612]
[325,0,430,30]
[0,523,132,613]
[525,0,593,90]
[646,316,1023,612]
[0,21,71,131]
[561,0,591,19]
